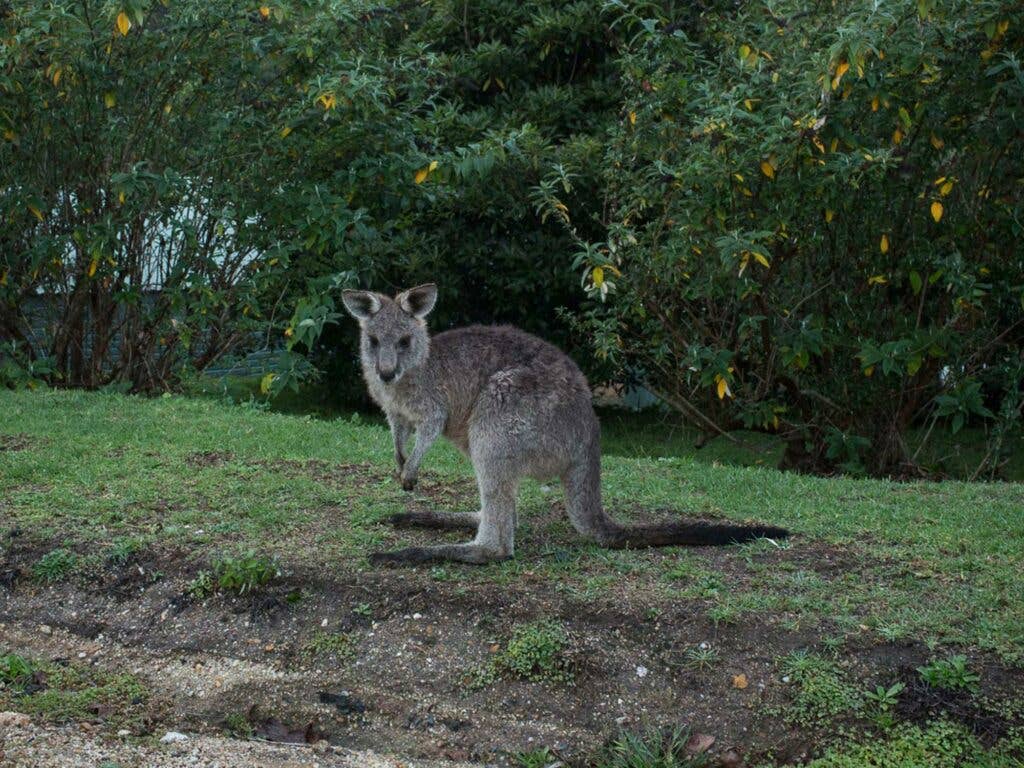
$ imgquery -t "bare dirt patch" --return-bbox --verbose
[2,532,1022,767]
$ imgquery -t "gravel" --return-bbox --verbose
[0,719,486,768]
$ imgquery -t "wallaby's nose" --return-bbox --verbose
[379,369,396,383]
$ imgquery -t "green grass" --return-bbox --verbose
[0,653,149,731]
[1,389,1023,663]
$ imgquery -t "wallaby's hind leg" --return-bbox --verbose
[369,470,517,567]
[388,510,480,532]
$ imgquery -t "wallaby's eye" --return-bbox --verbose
[368,335,379,348]
[398,335,411,350]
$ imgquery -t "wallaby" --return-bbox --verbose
[341,284,789,566]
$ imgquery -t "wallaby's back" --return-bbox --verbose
[426,324,593,447]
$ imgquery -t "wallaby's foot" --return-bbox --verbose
[369,543,511,567]
[388,510,480,532]
[399,470,418,491]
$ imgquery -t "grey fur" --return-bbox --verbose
[341,284,789,566]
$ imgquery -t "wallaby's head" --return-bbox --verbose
[341,284,437,386]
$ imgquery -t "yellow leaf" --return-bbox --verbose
[732,673,749,689]
[930,134,944,150]
[743,98,754,111]
[118,191,125,204]
[104,92,116,108]
[628,111,636,126]
[414,165,430,184]
[880,233,889,254]
[428,160,438,172]
[831,60,849,90]
[592,267,604,287]
[259,5,271,18]
[52,67,62,86]
[868,274,888,285]
[930,201,943,223]
[716,376,731,400]
[259,373,276,395]
[116,11,131,36]
[940,181,954,196]
[738,44,751,60]
[88,258,98,278]
[864,365,875,377]
[2,129,14,142]
[812,135,825,153]
[892,128,903,145]
[871,96,879,112]
[27,205,43,222]
[733,173,744,182]
[0,269,7,286]
[760,160,775,180]
[317,93,336,110]
[753,251,770,268]
[830,137,839,153]
[825,209,834,223]
[283,327,293,337]
[934,176,946,186]
[280,126,292,138]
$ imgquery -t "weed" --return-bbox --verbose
[303,631,355,661]
[472,620,573,688]
[594,728,707,768]
[352,602,372,618]
[794,720,1003,768]
[683,645,721,672]
[14,661,148,730]
[32,548,78,583]
[516,747,558,768]
[917,655,981,693]
[780,651,863,727]
[707,602,740,626]
[864,681,905,731]
[107,538,143,566]
[186,570,214,599]
[223,711,254,739]
[212,552,279,594]
[0,653,34,689]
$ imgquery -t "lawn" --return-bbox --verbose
[1,388,1023,766]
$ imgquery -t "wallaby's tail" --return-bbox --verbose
[598,519,789,549]
[562,439,789,549]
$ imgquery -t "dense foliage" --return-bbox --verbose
[2,0,1022,476]
[539,0,1024,475]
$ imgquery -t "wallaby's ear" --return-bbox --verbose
[397,284,438,319]
[341,290,381,322]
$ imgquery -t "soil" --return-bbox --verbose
[1,462,1022,766]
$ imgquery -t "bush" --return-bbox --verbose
[542,0,1024,476]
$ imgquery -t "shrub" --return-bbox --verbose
[542,0,1024,477]
[211,552,279,595]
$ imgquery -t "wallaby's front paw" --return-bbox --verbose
[400,472,418,492]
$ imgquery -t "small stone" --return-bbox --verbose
[39,624,52,635]
[412,613,422,620]
[77,651,87,659]
[160,731,189,743]
[117,729,130,737]
[321,618,329,628]
[636,665,649,678]
[719,748,743,767]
